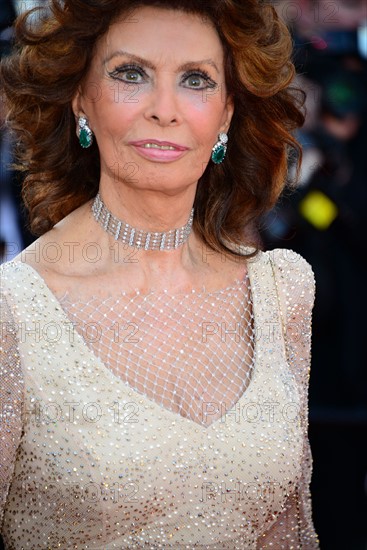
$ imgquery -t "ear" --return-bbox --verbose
[220,93,234,133]
[71,87,84,120]
[71,89,85,139]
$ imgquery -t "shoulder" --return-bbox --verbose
[262,248,315,302]
[262,248,315,293]
[0,260,36,310]
[0,261,25,325]
[0,258,26,283]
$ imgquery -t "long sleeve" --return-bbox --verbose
[0,286,24,528]
[257,249,320,549]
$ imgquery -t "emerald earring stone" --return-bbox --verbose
[211,144,226,164]
[79,128,92,148]
[211,132,228,164]
[78,116,93,148]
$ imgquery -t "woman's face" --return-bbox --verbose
[73,6,234,196]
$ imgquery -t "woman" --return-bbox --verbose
[0,0,319,547]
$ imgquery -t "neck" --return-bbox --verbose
[98,180,197,234]
[92,192,194,251]
[94,179,206,282]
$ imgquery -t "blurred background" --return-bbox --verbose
[267,2,367,548]
[1,0,367,548]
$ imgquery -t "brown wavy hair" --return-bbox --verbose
[0,0,304,256]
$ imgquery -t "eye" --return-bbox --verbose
[181,70,217,90]
[108,64,147,84]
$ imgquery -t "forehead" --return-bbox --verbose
[96,6,224,64]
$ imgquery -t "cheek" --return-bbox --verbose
[181,91,226,144]
[88,85,142,138]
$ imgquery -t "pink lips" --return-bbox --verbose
[129,139,189,162]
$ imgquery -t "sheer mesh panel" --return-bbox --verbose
[58,277,255,427]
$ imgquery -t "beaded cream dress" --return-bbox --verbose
[0,248,319,549]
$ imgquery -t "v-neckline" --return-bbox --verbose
[12,260,265,430]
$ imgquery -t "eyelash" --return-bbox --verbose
[181,69,217,90]
[108,64,147,82]
[108,64,217,90]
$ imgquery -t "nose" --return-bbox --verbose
[144,79,181,126]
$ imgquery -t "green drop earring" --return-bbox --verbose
[211,132,228,164]
[78,115,93,148]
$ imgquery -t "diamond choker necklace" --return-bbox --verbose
[91,193,194,251]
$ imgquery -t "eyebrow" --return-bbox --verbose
[104,50,219,73]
